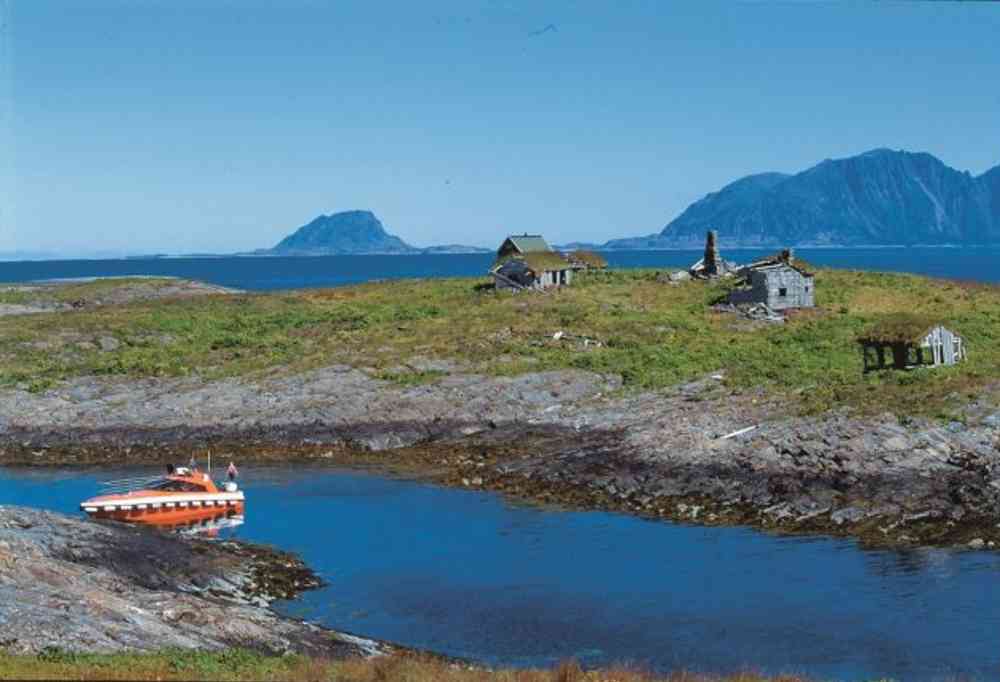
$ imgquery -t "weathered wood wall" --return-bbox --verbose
[922,326,965,366]
[728,265,814,310]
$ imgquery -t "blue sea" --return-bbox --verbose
[2,465,997,682]
[1,247,999,290]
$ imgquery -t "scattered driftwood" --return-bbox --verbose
[719,425,758,440]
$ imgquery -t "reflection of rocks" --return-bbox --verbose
[0,506,389,656]
[1,364,999,549]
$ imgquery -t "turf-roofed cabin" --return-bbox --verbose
[491,234,574,291]
[858,314,966,372]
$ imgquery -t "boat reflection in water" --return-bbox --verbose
[173,512,245,538]
[79,463,245,534]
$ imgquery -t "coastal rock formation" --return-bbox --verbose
[1,366,998,549]
[0,279,239,318]
[0,506,387,656]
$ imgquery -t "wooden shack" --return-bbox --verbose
[858,315,966,371]
[727,249,815,311]
[491,234,574,291]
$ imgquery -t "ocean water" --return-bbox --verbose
[1,465,997,682]
[1,247,999,290]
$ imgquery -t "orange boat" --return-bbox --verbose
[80,466,245,526]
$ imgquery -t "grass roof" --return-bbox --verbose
[505,235,551,253]
[494,252,569,273]
[569,250,608,268]
[857,313,945,345]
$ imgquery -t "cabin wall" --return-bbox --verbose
[762,269,814,310]
[537,268,572,289]
[727,273,769,306]
[922,326,964,366]
[493,273,521,291]
[494,265,572,292]
[726,266,813,310]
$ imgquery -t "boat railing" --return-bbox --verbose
[97,475,167,495]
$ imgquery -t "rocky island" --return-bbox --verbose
[263,210,490,256]
[1,271,998,551]
[2,268,999,678]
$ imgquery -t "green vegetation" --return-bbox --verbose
[569,250,608,268]
[2,269,999,416]
[857,312,943,344]
[0,649,850,681]
[0,277,180,306]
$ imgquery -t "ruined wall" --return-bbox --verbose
[726,266,814,310]
[761,268,814,310]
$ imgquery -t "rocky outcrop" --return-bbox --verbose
[457,377,1000,548]
[0,506,389,656]
[1,366,998,549]
[0,366,620,456]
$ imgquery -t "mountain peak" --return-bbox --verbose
[272,210,417,255]
[619,149,1000,248]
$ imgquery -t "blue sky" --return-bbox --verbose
[2,0,999,255]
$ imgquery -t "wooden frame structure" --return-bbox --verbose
[858,316,966,372]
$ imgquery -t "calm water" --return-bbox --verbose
[1,465,997,682]
[2,247,1000,290]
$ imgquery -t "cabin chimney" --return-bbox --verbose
[704,230,721,276]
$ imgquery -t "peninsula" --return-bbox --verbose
[1,271,998,551]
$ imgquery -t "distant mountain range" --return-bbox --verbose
[605,149,1000,249]
[267,210,490,255]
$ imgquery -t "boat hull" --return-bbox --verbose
[81,492,245,525]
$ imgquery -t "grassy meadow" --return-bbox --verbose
[2,268,999,416]
[0,649,870,682]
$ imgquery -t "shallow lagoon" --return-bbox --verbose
[1,464,997,681]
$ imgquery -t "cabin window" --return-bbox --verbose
[778,288,788,297]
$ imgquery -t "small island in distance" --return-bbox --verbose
[261,210,491,256]
[114,148,1000,261]
[254,149,999,257]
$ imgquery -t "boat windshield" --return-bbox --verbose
[152,479,207,493]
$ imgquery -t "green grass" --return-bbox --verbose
[0,649,859,681]
[2,269,999,416]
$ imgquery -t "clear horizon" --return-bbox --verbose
[2,1,999,257]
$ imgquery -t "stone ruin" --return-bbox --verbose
[689,230,736,279]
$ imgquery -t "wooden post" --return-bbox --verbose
[891,343,908,370]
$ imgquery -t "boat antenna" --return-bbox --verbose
[207,449,212,474]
